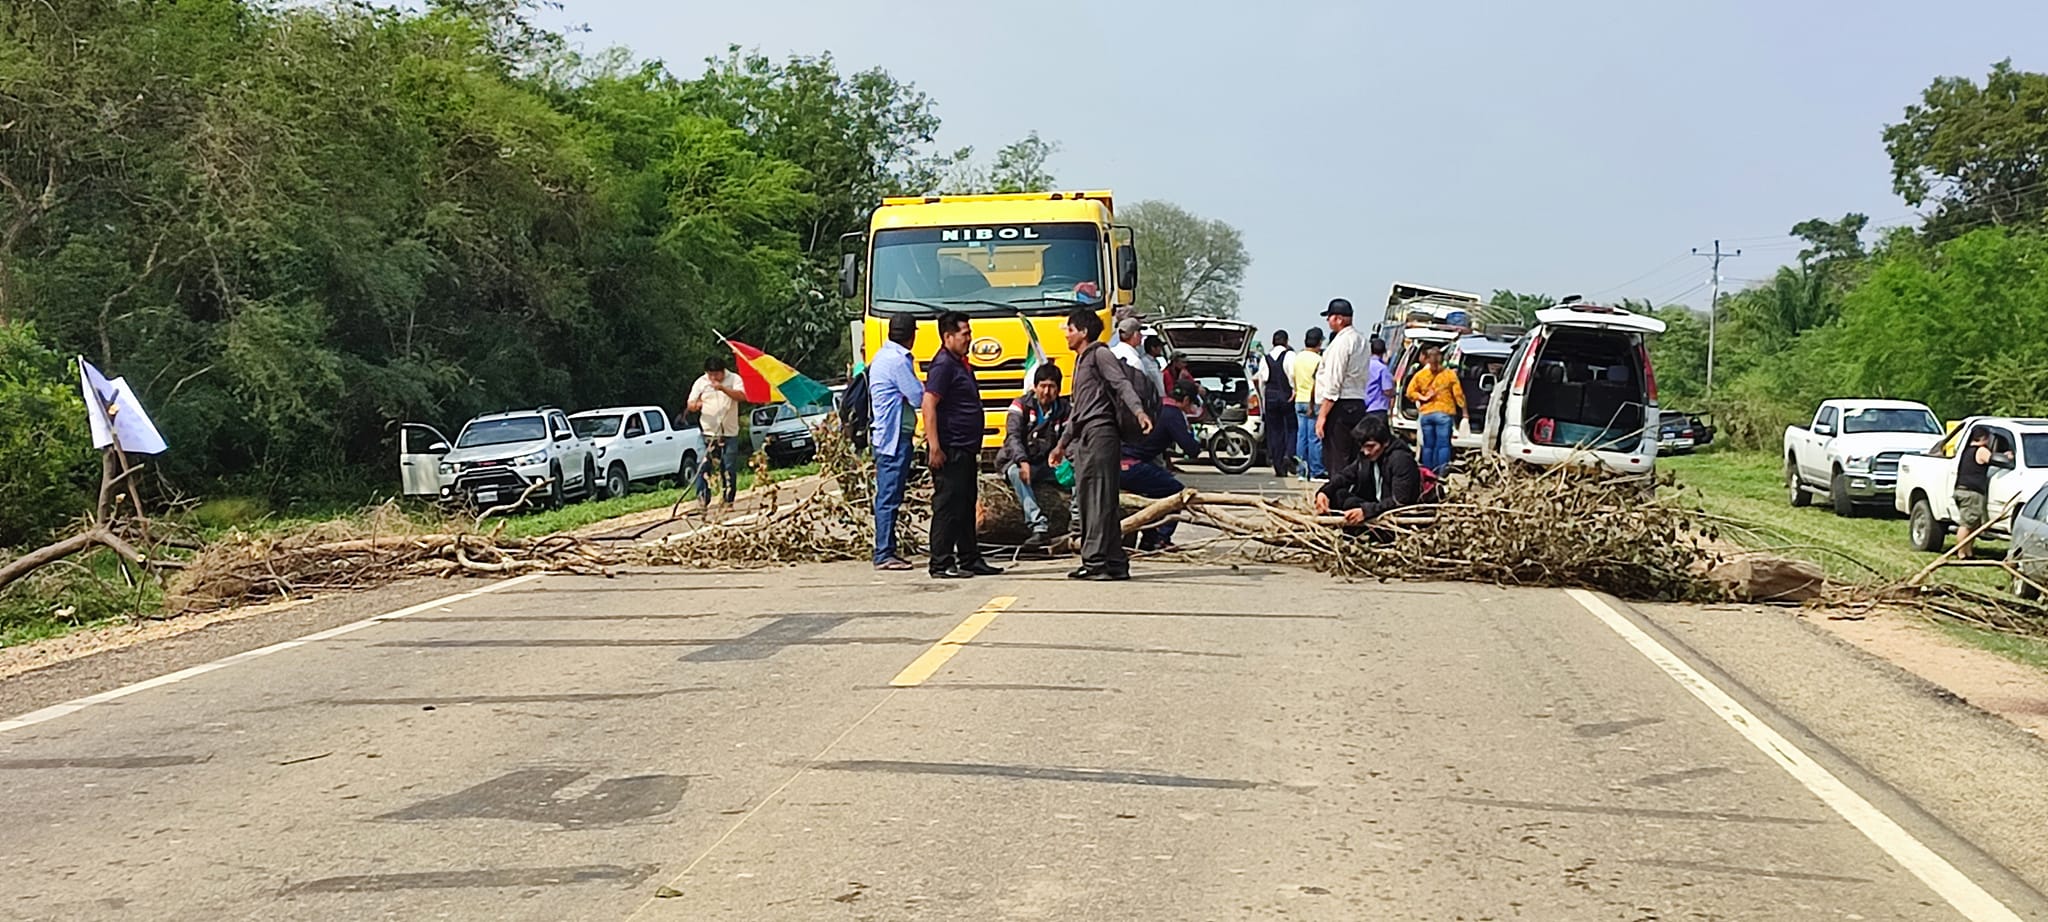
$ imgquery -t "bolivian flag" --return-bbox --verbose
[725,337,832,410]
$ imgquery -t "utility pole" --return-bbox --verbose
[1691,240,1741,398]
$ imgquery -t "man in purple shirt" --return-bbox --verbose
[1364,336,1395,420]
[921,311,1001,579]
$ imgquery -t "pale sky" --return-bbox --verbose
[540,0,2048,341]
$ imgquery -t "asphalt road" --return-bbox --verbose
[5,555,2048,920]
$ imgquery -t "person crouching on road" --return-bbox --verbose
[868,312,924,571]
[687,354,748,511]
[1314,414,1420,539]
[921,310,1001,579]
[997,363,1071,547]
[1405,343,1465,474]
[1054,306,1153,582]
[1122,381,1206,553]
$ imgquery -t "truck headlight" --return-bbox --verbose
[1844,455,1871,472]
[437,462,455,475]
[513,450,548,466]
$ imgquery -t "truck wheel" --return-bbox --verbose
[1830,471,1857,517]
[605,462,629,500]
[1785,460,1812,508]
[1908,498,1945,552]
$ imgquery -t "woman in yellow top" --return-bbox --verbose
[1404,343,1465,473]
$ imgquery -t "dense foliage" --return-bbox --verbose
[0,0,1064,540]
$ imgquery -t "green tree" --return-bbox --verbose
[1125,200,1249,318]
[1647,306,1707,405]
[1884,60,2048,240]
[0,322,92,545]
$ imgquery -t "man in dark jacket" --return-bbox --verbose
[996,363,1070,546]
[1121,382,1206,551]
[1053,306,1152,581]
[1314,413,1420,535]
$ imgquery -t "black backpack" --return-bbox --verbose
[839,367,871,450]
[1115,354,1163,443]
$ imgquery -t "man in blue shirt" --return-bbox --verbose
[921,311,1001,579]
[1121,382,1205,551]
[1364,336,1395,420]
[868,313,924,571]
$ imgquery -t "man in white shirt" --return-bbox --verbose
[686,354,749,510]
[1109,317,1159,381]
[1315,298,1372,476]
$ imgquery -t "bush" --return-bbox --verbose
[0,322,95,547]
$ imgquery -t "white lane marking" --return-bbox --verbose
[1566,588,2022,922]
[0,573,544,736]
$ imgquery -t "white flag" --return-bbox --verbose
[78,357,168,455]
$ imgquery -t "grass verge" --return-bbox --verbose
[1664,448,2048,672]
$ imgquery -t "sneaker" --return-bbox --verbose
[963,561,1004,577]
[930,567,975,580]
[1025,525,1050,547]
[874,558,914,571]
[1067,565,1129,581]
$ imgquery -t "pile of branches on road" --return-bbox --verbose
[168,503,616,611]
[633,422,928,568]
[1134,457,1726,601]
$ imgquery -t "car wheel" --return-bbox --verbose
[605,462,629,500]
[1209,426,1257,475]
[1830,471,1856,517]
[1786,460,1812,507]
[679,450,699,485]
[2010,552,2041,601]
[1909,498,1945,552]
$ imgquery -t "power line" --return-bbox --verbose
[1589,254,1693,298]
[1691,240,1741,399]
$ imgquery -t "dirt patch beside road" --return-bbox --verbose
[1814,607,2048,738]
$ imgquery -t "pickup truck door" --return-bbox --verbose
[399,423,451,497]
[1985,426,2032,522]
[1801,406,1840,480]
[642,410,684,478]
[547,411,585,486]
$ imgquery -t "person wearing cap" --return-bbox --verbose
[1110,316,1159,381]
[1291,327,1326,480]
[1315,298,1372,477]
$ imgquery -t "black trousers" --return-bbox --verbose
[1074,425,1128,574]
[1264,397,1298,476]
[927,448,983,573]
[1322,399,1366,476]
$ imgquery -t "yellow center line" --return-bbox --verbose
[887,595,1016,687]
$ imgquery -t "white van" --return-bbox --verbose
[1482,300,1666,474]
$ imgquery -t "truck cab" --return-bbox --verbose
[842,191,1137,455]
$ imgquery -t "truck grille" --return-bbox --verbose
[1872,452,1904,476]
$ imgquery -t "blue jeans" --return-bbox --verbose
[693,435,746,503]
[1420,412,1454,473]
[872,446,914,564]
[1119,460,1184,546]
[1294,402,1325,478]
[1003,461,1051,532]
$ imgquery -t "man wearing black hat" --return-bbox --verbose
[1314,298,1371,477]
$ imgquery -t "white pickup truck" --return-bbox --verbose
[571,406,706,499]
[1896,416,2048,551]
[400,407,599,508]
[1783,399,1944,516]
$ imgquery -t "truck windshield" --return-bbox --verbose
[870,223,1102,315]
[2027,433,2048,468]
[572,415,622,440]
[457,417,546,448]
[1842,408,1941,434]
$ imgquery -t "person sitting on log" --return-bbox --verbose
[996,363,1072,547]
[1314,413,1420,538]
[1121,381,1205,552]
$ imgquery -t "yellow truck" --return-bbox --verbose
[839,191,1137,453]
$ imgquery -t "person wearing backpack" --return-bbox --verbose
[867,313,924,571]
[1258,329,1297,478]
[1052,307,1153,581]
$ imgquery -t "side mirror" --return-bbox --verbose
[554,430,572,442]
[428,441,449,453]
[1478,374,1499,393]
[1116,244,1138,291]
[1814,423,1834,437]
[839,252,859,299]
